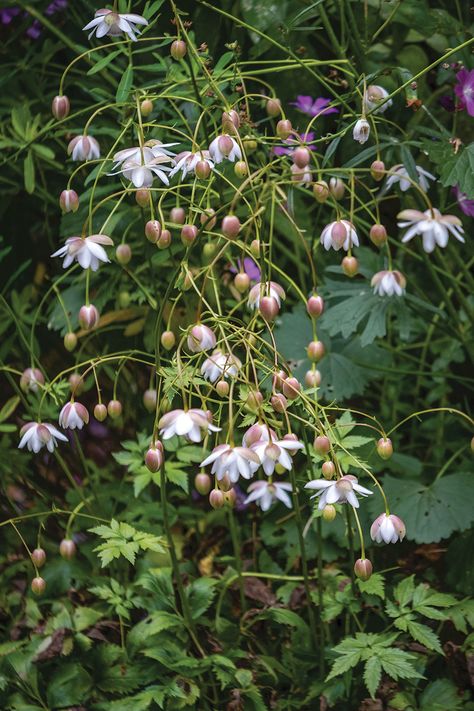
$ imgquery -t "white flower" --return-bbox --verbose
[320,220,359,251]
[18,422,68,453]
[364,85,392,114]
[248,281,285,310]
[305,474,373,509]
[385,164,435,193]
[51,234,113,271]
[187,324,216,353]
[242,423,277,447]
[170,150,214,179]
[251,436,304,477]
[58,402,89,430]
[209,134,242,163]
[201,350,241,383]
[244,480,293,511]
[353,118,370,144]
[20,368,44,393]
[83,9,148,41]
[111,146,174,188]
[200,443,260,483]
[371,270,406,296]
[159,408,221,443]
[68,135,100,162]
[290,163,312,186]
[370,513,406,544]
[397,208,464,253]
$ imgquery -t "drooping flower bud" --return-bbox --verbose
[221,215,241,239]
[304,369,321,388]
[216,380,230,397]
[377,437,393,460]
[170,207,186,225]
[306,295,324,318]
[64,332,77,351]
[136,188,151,208]
[31,576,46,595]
[160,330,176,350]
[217,134,234,157]
[266,98,281,117]
[307,340,325,362]
[143,389,157,413]
[59,189,79,213]
[140,99,153,116]
[341,256,359,277]
[331,222,348,249]
[200,208,216,230]
[116,244,132,264]
[195,473,211,495]
[370,160,385,181]
[187,324,216,353]
[276,119,292,139]
[250,239,260,257]
[369,224,387,246]
[20,368,44,393]
[145,442,164,472]
[78,304,99,330]
[107,399,122,419]
[243,136,257,153]
[354,558,373,581]
[293,146,311,168]
[329,177,345,200]
[31,548,46,568]
[209,489,225,509]
[271,393,288,413]
[245,390,263,413]
[313,180,329,203]
[222,109,240,132]
[234,273,250,293]
[259,296,280,321]
[170,39,187,59]
[195,160,212,179]
[234,161,248,178]
[181,224,198,246]
[158,229,171,249]
[94,403,107,421]
[322,461,335,480]
[59,539,77,560]
[52,95,70,120]
[353,119,370,144]
[314,435,330,455]
[282,377,301,400]
[322,504,336,521]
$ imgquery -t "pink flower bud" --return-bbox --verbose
[158,229,171,249]
[331,222,348,249]
[140,99,153,116]
[271,393,288,413]
[354,558,373,581]
[170,39,187,59]
[217,134,234,157]
[314,435,330,455]
[64,332,77,351]
[307,340,325,362]
[369,224,387,246]
[181,224,198,246]
[145,443,164,472]
[52,95,70,120]
[221,215,241,239]
[259,296,280,321]
[216,380,230,397]
[20,368,44,393]
[370,160,385,181]
[31,548,46,568]
[246,391,263,413]
[59,539,76,560]
[222,109,240,132]
[161,330,176,350]
[145,220,161,243]
[31,576,46,595]
[377,437,393,460]
[170,207,186,225]
[341,256,358,278]
[234,161,248,178]
[209,489,225,509]
[136,188,150,207]
[116,244,132,264]
[273,370,287,391]
[94,403,107,421]
[329,177,345,200]
[282,377,301,400]
[266,98,281,117]
[276,119,292,139]
[143,389,157,413]
[322,504,336,521]
[107,399,122,419]
[200,209,216,230]
[195,160,211,179]
[59,189,79,213]
[293,146,311,168]
[234,273,250,293]
[195,473,211,495]
[78,304,99,330]
[68,373,83,395]
[306,295,324,318]
[322,461,335,479]
[304,369,321,388]
[313,181,329,203]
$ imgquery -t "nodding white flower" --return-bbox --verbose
[110,146,173,188]
[385,164,435,193]
[112,144,177,169]
[371,270,406,297]
[58,402,89,430]
[201,350,241,383]
[187,324,217,353]
[353,118,370,144]
[290,163,312,186]
[370,513,406,544]
[20,368,44,393]
[200,443,260,483]
[305,474,373,509]
[244,480,293,511]
[170,150,214,179]
[83,9,148,41]
[248,281,286,310]
[251,436,304,476]
[51,234,113,271]
[364,85,392,114]
[68,135,100,162]
[397,208,464,253]
[320,220,359,251]
[209,134,242,163]
[18,422,68,453]
[242,423,277,448]
[159,408,221,443]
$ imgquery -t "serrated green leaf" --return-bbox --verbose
[357,573,385,599]
[364,656,382,698]
[406,621,443,653]
[378,647,423,681]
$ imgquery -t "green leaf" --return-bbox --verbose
[89,520,166,567]
[46,664,92,707]
[357,573,385,599]
[187,577,218,619]
[116,64,134,103]
[406,621,443,653]
[394,575,415,607]
[378,647,423,681]
[24,151,35,194]
[438,142,474,199]
[420,678,466,710]
[0,395,20,423]
[326,649,362,681]
[87,49,122,75]
[364,656,382,698]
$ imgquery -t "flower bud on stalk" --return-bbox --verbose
[195,473,211,495]
[370,160,385,181]
[273,370,287,391]
[341,256,359,277]
[246,390,263,413]
[94,403,107,421]
[322,461,335,479]
[181,224,198,246]
[31,548,46,568]
[143,389,157,413]
[369,224,388,246]
[314,435,330,455]
[266,98,281,117]
[31,576,46,595]
[107,399,122,419]
[313,180,329,203]
[282,377,301,400]
[293,146,311,168]
[59,189,79,213]
[140,99,153,116]
[234,161,248,178]
[222,109,240,132]
[209,489,225,509]
[306,295,324,318]
[64,332,77,351]
[136,188,150,208]
[170,207,185,225]
[145,442,164,472]
[170,39,187,59]
[329,177,345,200]
[200,209,216,230]
[322,504,336,521]
[243,136,257,153]
[221,215,241,239]
[259,296,280,321]
[195,160,211,179]
[377,437,393,460]
[116,244,132,264]
[216,380,230,397]
[157,229,171,249]
[68,373,84,395]
[271,393,288,413]
[161,330,175,350]
[307,340,325,362]
[354,558,373,581]
[304,369,321,388]
[59,539,76,560]
[78,304,99,330]
[250,239,261,257]
[276,119,292,139]
[20,368,44,393]
[234,273,250,293]
[52,95,70,120]
[224,488,236,507]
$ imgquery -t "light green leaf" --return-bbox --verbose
[357,573,385,599]
[116,64,134,103]
[364,656,382,698]
[406,621,443,653]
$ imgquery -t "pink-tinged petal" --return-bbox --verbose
[352,482,373,497]
[122,14,148,25]
[325,485,340,505]
[304,479,332,490]
[345,490,359,508]
[396,209,425,221]
[95,22,110,38]
[200,444,230,467]
[82,17,103,30]
[274,485,293,508]
[186,425,203,443]
[277,448,292,470]
[159,409,182,429]
[89,234,114,246]
[175,413,193,436]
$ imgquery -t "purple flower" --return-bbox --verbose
[230,258,261,282]
[273,131,317,157]
[0,8,20,24]
[291,95,338,117]
[454,68,474,116]
[453,186,474,217]
[26,20,42,39]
